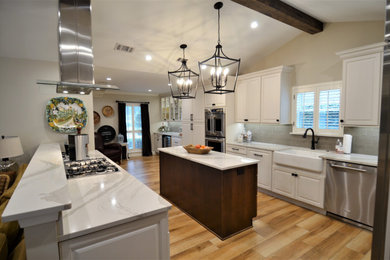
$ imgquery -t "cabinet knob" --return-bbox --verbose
[276,119,279,122]
[340,119,344,123]
[244,119,248,122]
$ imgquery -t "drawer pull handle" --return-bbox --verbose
[291,173,298,177]
[244,119,248,122]
[253,154,263,157]
[330,164,367,172]
[232,148,239,151]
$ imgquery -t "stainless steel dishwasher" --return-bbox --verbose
[325,160,377,229]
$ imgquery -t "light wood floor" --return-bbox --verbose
[120,155,372,260]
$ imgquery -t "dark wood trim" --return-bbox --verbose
[231,0,323,34]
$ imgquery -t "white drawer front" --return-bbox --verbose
[226,145,247,155]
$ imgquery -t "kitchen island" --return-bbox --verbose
[159,146,258,240]
[2,143,171,260]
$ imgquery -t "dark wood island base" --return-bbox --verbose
[159,151,257,240]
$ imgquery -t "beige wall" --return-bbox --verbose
[241,21,384,86]
[0,57,95,163]
[93,92,161,151]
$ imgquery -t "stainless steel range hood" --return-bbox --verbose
[37,0,119,94]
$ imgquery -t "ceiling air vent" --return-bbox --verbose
[114,43,134,53]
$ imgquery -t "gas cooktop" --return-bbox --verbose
[64,158,119,179]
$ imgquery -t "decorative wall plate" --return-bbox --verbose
[102,106,114,117]
[97,125,116,142]
[94,111,101,124]
[46,97,87,134]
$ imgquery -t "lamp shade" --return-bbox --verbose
[0,136,24,159]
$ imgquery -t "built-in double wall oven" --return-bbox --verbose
[205,108,225,153]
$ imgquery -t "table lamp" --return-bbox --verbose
[0,136,24,173]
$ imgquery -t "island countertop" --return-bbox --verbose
[59,150,171,241]
[158,146,258,170]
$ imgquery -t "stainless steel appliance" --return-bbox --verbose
[205,108,225,137]
[205,137,225,153]
[162,135,171,147]
[68,134,89,161]
[325,160,377,228]
[64,158,118,179]
[205,108,225,152]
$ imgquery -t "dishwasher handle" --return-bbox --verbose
[330,163,367,173]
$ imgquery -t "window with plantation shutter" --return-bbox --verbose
[292,81,343,137]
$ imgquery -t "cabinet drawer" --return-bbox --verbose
[226,145,247,155]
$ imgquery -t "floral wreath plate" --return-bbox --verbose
[46,97,87,134]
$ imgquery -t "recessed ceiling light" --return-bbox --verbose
[80,91,85,95]
[106,77,112,81]
[250,21,258,29]
[63,90,68,94]
[145,55,152,61]
[148,89,152,92]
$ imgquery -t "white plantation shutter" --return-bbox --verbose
[293,81,343,136]
[296,92,315,129]
[319,89,340,130]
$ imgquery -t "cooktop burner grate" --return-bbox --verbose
[64,158,119,179]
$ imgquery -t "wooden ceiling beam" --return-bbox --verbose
[231,0,324,34]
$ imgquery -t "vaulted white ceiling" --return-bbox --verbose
[0,0,385,94]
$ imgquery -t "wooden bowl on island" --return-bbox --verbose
[183,145,213,154]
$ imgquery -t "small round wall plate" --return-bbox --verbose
[94,111,101,124]
[102,106,114,117]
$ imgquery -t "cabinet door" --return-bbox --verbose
[235,80,247,122]
[247,149,272,190]
[261,73,281,124]
[192,123,205,145]
[342,52,382,125]
[181,99,192,121]
[181,122,192,145]
[272,169,295,198]
[205,93,226,107]
[296,173,324,208]
[192,89,205,122]
[235,77,261,123]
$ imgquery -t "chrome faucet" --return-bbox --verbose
[303,128,320,150]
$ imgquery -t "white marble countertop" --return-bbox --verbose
[227,141,378,166]
[158,146,258,171]
[59,150,171,241]
[320,152,378,167]
[2,143,72,224]
[155,132,182,137]
[227,141,290,151]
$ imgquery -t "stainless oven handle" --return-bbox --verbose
[330,164,367,172]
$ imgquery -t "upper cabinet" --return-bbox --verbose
[337,43,385,126]
[161,96,182,121]
[235,66,293,124]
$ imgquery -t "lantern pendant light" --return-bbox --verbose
[199,2,241,95]
[168,44,199,99]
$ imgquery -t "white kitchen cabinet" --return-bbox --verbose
[172,136,182,146]
[247,149,272,190]
[205,93,226,107]
[235,66,293,124]
[272,165,325,208]
[260,67,292,124]
[181,122,205,145]
[226,144,247,155]
[272,169,295,198]
[337,43,384,126]
[181,90,204,122]
[235,76,261,123]
[161,96,182,121]
[60,212,169,260]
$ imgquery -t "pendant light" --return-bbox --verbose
[168,44,199,99]
[199,2,241,95]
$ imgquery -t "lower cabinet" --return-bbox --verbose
[247,149,272,190]
[59,212,169,260]
[272,166,325,208]
[172,136,182,146]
